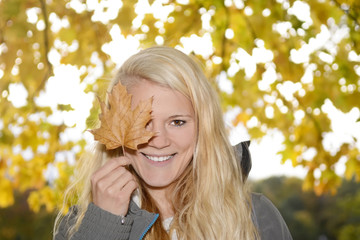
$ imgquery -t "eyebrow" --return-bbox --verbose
[168,114,193,119]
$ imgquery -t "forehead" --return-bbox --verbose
[127,79,194,115]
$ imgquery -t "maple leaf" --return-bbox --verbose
[89,82,155,150]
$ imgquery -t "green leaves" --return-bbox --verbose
[57,104,74,111]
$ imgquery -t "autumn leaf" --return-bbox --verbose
[89,82,155,150]
[0,178,14,208]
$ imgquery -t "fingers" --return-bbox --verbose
[92,157,130,180]
[92,164,126,190]
[91,157,132,187]
[121,178,138,197]
[91,156,137,216]
[106,172,138,202]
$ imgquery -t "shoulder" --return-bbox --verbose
[55,201,158,240]
[251,193,293,240]
[251,193,283,222]
[55,203,133,240]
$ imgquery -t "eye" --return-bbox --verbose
[171,119,185,127]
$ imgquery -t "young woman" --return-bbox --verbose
[54,46,292,240]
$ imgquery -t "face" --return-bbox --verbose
[126,79,197,190]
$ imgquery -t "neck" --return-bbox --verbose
[147,186,175,220]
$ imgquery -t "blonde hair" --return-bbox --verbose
[54,46,259,239]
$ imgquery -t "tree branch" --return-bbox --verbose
[295,95,323,143]
[332,0,360,27]
[36,0,53,95]
[220,1,230,72]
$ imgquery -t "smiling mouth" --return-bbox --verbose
[141,153,176,162]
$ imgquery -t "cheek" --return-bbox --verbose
[176,130,196,157]
[126,151,141,167]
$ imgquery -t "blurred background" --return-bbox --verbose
[0,0,359,239]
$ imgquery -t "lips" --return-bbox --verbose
[141,153,176,162]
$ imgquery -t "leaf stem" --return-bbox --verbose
[122,144,125,157]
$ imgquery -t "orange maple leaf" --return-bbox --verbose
[89,82,155,150]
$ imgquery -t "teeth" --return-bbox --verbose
[144,154,174,162]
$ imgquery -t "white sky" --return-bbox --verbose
[3,0,360,181]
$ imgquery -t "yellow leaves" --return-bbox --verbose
[58,27,77,45]
[162,4,202,45]
[293,121,319,148]
[55,161,74,187]
[345,149,360,181]
[0,0,359,216]
[11,156,46,192]
[302,168,342,196]
[232,112,251,126]
[279,146,302,167]
[299,145,357,195]
[0,178,14,208]
[337,0,355,5]
[27,191,41,213]
[57,104,75,112]
[89,82,155,150]
[28,186,55,213]
[114,0,136,35]
[302,170,315,192]
[26,161,75,213]
[314,170,342,196]
[247,127,266,139]
[0,152,15,208]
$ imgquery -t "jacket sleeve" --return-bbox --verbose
[54,203,133,240]
[251,193,293,240]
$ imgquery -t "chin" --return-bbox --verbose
[141,174,175,189]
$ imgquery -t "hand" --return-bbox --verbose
[91,157,138,216]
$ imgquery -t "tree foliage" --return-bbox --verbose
[252,176,360,240]
[0,190,55,240]
[0,0,359,211]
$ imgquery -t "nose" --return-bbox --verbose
[147,122,170,149]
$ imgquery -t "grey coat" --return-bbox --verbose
[54,193,292,240]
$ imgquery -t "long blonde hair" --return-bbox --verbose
[54,46,259,239]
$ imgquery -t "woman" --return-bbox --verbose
[54,46,292,240]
